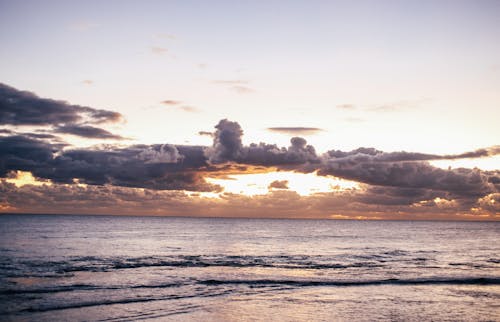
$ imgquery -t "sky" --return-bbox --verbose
[0,0,499,220]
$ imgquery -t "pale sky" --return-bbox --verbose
[0,0,499,219]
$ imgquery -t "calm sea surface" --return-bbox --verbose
[0,215,498,321]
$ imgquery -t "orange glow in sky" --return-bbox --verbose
[206,171,359,196]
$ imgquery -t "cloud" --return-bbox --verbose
[448,146,500,159]
[230,86,255,94]
[366,98,430,112]
[0,83,122,126]
[269,180,289,189]
[137,144,183,164]
[211,80,255,94]
[70,21,100,31]
[212,80,249,85]
[55,125,125,140]
[0,129,63,142]
[205,119,244,163]
[0,96,498,219]
[0,135,214,192]
[151,47,168,55]
[325,146,500,162]
[161,100,199,112]
[337,104,356,109]
[205,120,319,168]
[2,180,496,219]
[318,149,499,200]
[3,118,498,199]
[161,100,182,105]
[179,106,199,113]
[20,132,60,140]
[476,193,500,214]
[0,135,60,177]
[47,144,216,191]
[267,127,324,135]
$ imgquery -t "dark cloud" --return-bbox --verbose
[0,115,498,219]
[40,144,217,191]
[1,129,62,142]
[205,119,244,163]
[325,146,500,162]
[205,119,319,166]
[0,135,60,177]
[448,146,500,159]
[202,120,498,212]
[55,125,125,140]
[0,83,122,126]
[0,132,217,192]
[269,180,289,189]
[79,108,123,124]
[23,133,60,140]
[319,152,498,199]
[267,127,324,135]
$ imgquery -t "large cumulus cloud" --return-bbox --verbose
[205,119,319,167]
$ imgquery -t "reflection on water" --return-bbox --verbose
[0,215,499,321]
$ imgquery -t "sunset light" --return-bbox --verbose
[0,1,499,320]
[206,171,359,196]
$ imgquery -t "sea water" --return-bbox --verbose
[0,215,498,321]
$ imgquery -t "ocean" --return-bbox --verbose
[0,214,498,321]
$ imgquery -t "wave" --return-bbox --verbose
[200,277,500,287]
[20,289,231,313]
[5,276,498,298]
[110,260,384,270]
[0,284,99,295]
[2,255,388,276]
[2,254,499,279]
[0,282,186,295]
[22,296,175,313]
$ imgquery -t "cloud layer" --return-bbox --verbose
[0,83,498,219]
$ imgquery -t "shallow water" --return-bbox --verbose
[0,215,499,321]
